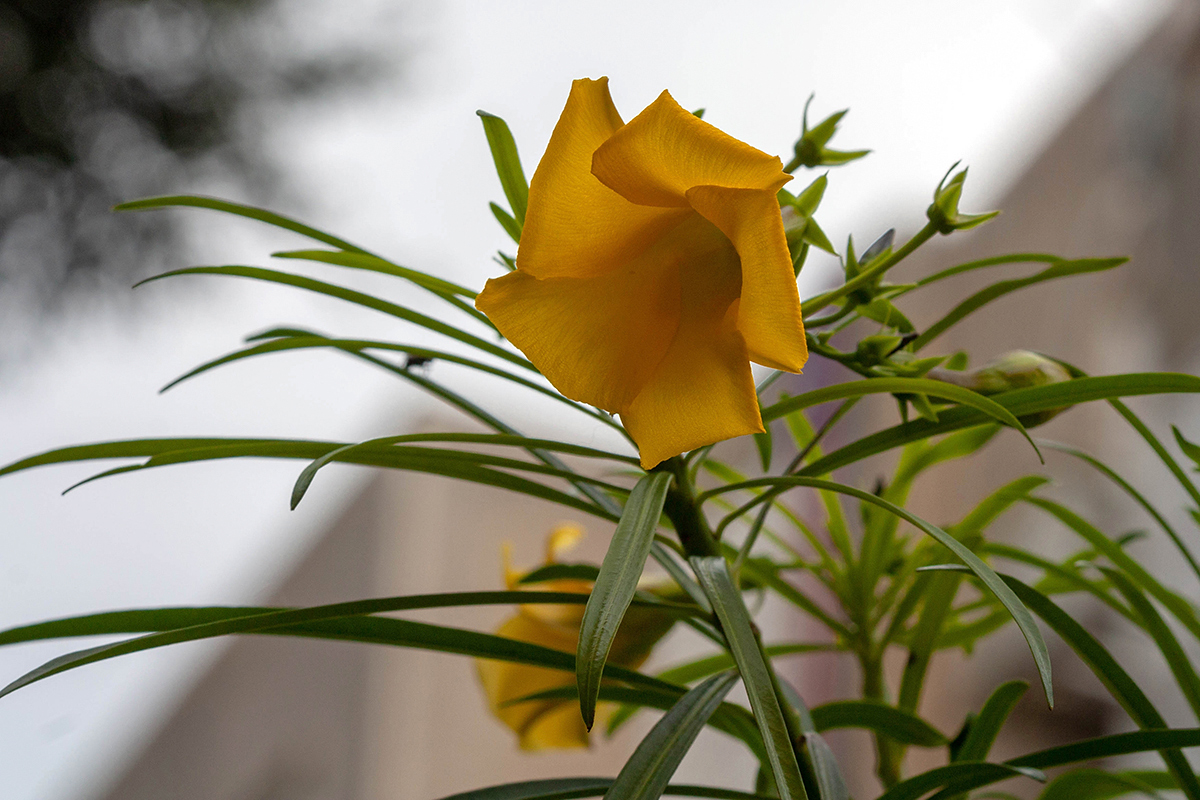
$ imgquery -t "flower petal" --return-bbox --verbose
[518,77,688,279]
[620,240,763,469]
[687,185,809,372]
[475,614,588,750]
[591,90,792,208]
[476,250,681,413]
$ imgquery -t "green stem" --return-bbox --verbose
[658,457,720,558]
[861,648,903,788]
[803,222,938,319]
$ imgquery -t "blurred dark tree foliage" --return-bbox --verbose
[0,0,386,316]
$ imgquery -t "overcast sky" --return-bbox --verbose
[0,1,1175,797]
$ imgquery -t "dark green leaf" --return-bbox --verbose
[953,681,1028,762]
[578,473,673,729]
[1035,768,1166,800]
[0,593,692,699]
[876,763,1045,800]
[691,557,809,800]
[760,378,1040,462]
[801,373,1200,478]
[436,778,776,800]
[699,477,1053,707]
[809,701,946,746]
[604,672,738,800]
[1001,576,1200,800]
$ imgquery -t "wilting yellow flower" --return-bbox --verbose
[476,78,808,468]
[476,524,677,749]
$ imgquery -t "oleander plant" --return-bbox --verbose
[6,76,1200,800]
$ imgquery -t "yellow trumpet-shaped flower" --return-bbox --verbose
[476,77,808,468]
[476,524,677,750]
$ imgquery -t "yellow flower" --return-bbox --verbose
[476,78,808,469]
[476,524,677,750]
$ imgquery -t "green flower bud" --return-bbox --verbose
[927,165,999,235]
[928,349,1072,426]
[856,334,905,366]
[787,97,870,170]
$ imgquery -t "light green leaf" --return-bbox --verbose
[116,194,371,253]
[477,110,529,225]
[578,473,673,730]
[911,257,1124,351]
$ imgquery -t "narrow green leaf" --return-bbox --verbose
[760,377,1041,463]
[1100,567,1200,720]
[436,778,776,800]
[477,110,529,224]
[115,194,371,253]
[508,683,763,760]
[578,472,673,730]
[1043,442,1200,589]
[809,701,947,746]
[1035,768,1166,800]
[604,672,738,800]
[698,476,1053,707]
[1009,728,1200,769]
[1001,576,1200,800]
[911,257,1125,350]
[800,733,849,800]
[1026,497,1200,642]
[490,202,523,243]
[953,681,1028,762]
[0,594,692,699]
[135,264,534,371]
[877,763,1045,800]
[271,248,477,297]
[801,373,1200,478]
[691,557,809,800]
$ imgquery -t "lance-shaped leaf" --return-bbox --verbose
[877,763,1045,800]
[953,681,1028,763]
[436,778,776,800]
[691,557,809,800]
[116,194,372,253]
[800,373,1200,477]
[578,472,674,729]
[809,701,947,747]
[1002,576,1200,800]
[603,672,738,800]
[697,476,1053,707]
[477,110,529,225]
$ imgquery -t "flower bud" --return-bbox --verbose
[928,350,1072,426]
[789,98,870,169]
[927,166,999,235]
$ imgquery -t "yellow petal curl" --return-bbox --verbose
[475,78,807,468]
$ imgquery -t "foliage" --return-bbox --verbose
[4,80,1200,800]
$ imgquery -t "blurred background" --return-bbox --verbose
[2,0,1198,798]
